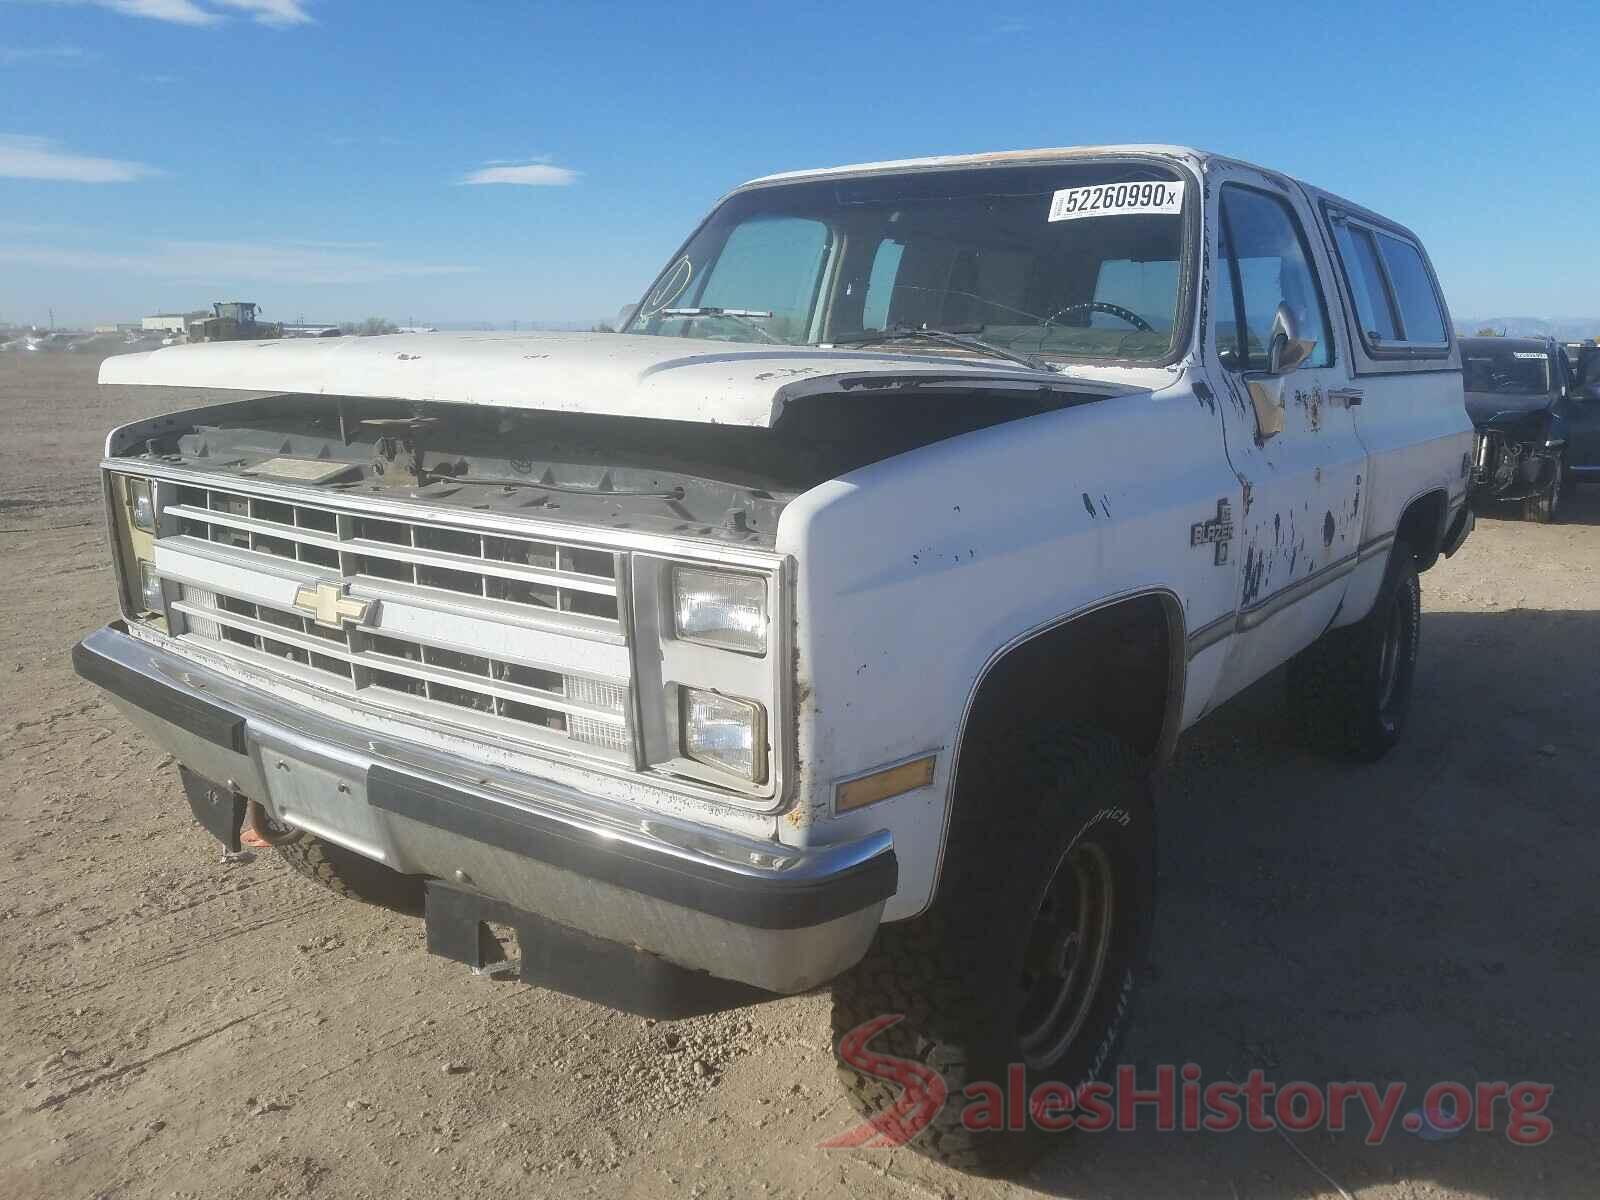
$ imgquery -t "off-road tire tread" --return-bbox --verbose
[831,726,1149,1173]
[275,834,425,915]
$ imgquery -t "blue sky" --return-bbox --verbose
[1,0,1596,328]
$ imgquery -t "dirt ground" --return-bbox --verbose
[2,351,1596,1200]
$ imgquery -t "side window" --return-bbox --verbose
[1328,210,1451,357]
[1214,184,1333,371]
[692,216,831,342]
[1374,233,1448,345]
[1331,224,1400,343]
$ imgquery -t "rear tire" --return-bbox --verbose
[275,833,425,915]
[829,725,1154,1174]
[1287,544,1421,761]
[1523,453,1564,523]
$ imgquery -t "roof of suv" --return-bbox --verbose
[742,144,1214,187]
[735,145,1415,244]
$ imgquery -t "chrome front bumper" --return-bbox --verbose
[73,623,894,995]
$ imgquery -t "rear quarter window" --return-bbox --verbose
[1325,207,1450,360]
[1375,233,1448,345]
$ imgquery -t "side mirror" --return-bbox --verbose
[1267,302,1317,376]
[1246,303,1317,441]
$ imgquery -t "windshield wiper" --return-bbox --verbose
[660,307,780,344]
[832,324,1052,374]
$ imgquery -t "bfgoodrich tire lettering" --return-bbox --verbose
[275,833,426,916]
[830,725,1154,1173]
[1287,543,1422,761]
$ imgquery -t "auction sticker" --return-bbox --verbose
[1049,180,1185,222]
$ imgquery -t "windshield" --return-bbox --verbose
[624,161,1192,364]
[1462,343,1551,409]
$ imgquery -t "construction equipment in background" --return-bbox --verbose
[187,302,282,343]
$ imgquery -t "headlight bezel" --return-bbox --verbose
[105,470,169,626]
[628,551,789,805]
[670,565,769,655]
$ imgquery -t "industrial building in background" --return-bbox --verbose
[141,312,206,334]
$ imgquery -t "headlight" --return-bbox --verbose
[139,561,166,614]
[672,567,767,655]
[681,687,766,782]
[127,477,156,532]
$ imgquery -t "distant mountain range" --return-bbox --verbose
[1454,316,1600,341]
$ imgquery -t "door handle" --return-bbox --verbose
[1329,387,1364,406]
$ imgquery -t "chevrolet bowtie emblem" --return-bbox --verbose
[292,581,374,630]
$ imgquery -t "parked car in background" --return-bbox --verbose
[75,145,1473,1171]
[1463,335,1600,521]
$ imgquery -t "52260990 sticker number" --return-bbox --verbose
[1048,180,1185,222]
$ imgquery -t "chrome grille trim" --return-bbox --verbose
[172,585,632,761]
[165,485,621,623]
[149,481,635,765]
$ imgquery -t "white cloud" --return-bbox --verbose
[96,0,222,24]
[0,238,475,285]
[210,0,312,26]
[0,135,161,183]
[38,0,313,26]
[0,45,91,65]
[461,162,579,187]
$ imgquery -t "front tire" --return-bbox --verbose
[1523,454,1565,523]
[1288,543,1421,761]
[275,833,425,915]
[829,725,1154,1174]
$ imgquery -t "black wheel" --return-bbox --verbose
[829,725,1154,1174]
[1288,543,1422,761]
[275,833,425,915]
[1523,454,1564,523]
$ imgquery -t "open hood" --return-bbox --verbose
[99,330,1129,428]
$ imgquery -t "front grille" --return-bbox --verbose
[168,485,621,622]
[157,484,633,762]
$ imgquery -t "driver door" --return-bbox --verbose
[1206,170,1371,705]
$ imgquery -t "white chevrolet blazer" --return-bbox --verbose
[75,145,1472,1170]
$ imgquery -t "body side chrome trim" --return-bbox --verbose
[1185,531,1396,660]
[1184,612,1235,658]
[1235,553,1358,632]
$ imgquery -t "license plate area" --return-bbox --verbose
[252,736,390,862]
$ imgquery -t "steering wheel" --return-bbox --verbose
[1041,302,1154,333]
